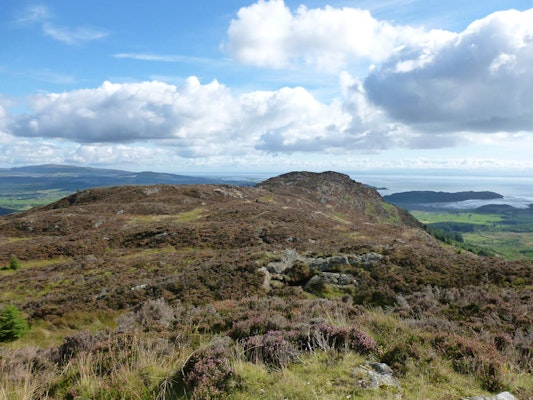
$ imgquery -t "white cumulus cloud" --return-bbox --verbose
[226,0,452,71]
[363,8,533,133]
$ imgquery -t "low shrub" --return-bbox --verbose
[9,255,21,270]
[228,313,288,340]
[432,333,508,392]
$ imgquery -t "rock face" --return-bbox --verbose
[352,362,400,389]
[265,250,383,276]
[304,272,356,289]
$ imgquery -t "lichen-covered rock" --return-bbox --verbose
[266,249,299,274]
[305,272,356,289]
[266,249,383,277]
[352,362,400,389]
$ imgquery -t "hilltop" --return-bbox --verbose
[0,171,531,399]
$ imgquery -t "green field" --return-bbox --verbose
[411,209,533,260]
[412,211,504,225]
[0,189,69,213]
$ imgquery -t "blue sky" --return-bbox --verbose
[1,0,533,174]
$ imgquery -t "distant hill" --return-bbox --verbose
[0,164,256,215]
[0,164,253,190]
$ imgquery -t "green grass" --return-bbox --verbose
[411,211,503,225]
[1,257,72,277]
[411,210,533,260]
[124,207,206,225]
[24,257,73,269]
[0,189,68,212]
[230,347,494,399]
[463,231,533,259]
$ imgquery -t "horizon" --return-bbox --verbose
[4,162,533,179]
[1,1,533,173]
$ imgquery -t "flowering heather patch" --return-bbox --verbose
[243,330,300,369]
[228,312,288,340]
[304,322,378,355]
[180,341,234,399]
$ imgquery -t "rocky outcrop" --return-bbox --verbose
[257,171,422,228]
[265,249,383,275]
[265,249,299,274]
[262,249,383,293]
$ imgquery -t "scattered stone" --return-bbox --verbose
[266,249,384,276]
[213,186,244,198]
[258,267,272,291]
[462,392,518,400]
[358,252,383,268]
[131,284,148,291]
[95,288,108,300]
[352,362,400,389]
[142,187,160,196]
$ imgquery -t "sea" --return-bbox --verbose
[352,173,533,210]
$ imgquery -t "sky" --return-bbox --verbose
[1,0,533,175]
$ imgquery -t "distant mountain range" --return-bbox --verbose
[0,164,254,190]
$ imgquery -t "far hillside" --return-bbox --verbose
[385,190,533,260]
[0,164,256,215]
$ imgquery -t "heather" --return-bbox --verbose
[1,172,531,399]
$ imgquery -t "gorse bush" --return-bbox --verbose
[0,305,29,342]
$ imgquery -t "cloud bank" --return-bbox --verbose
[3,1,533,171]
[228,1,533,136]
[8,78,372,156]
